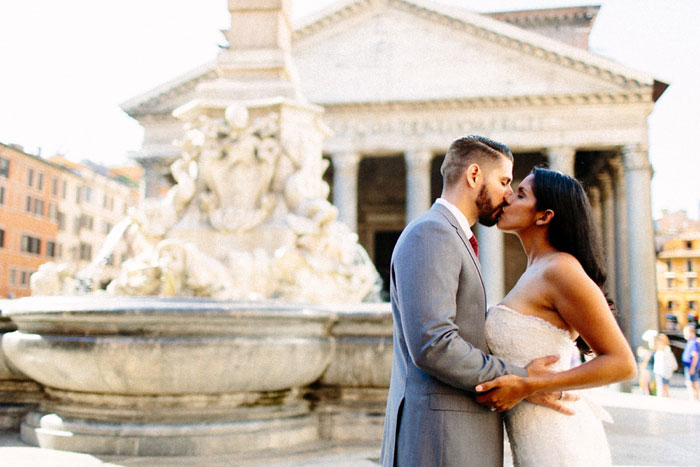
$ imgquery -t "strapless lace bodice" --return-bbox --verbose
[485,304,612,467]
[485,304,576,370]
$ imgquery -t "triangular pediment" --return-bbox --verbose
[293,0,655,104]
[122,0,659,116]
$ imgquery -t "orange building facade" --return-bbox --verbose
[1,143,141,298]
[657,233,700,330]
[0,144,64,298]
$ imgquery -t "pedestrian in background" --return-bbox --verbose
[681,325,699,401]
[637,329,657,395]
[653,333,677,398]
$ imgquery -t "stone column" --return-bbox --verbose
[476,225,505,306]
[405,150,434,223]
[331,152,361,233]
[589,186,603,242]
[609,157,630,342]
[623,144,658,350]
[598,171,616,300]
[546,146,576,175]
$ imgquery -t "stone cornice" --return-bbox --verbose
[319,90,654,113]
[486,6,600,28]
[121,63,217,117]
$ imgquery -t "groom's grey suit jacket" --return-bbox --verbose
[380,203,527,467]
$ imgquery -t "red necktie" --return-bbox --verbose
[469,235,479,257]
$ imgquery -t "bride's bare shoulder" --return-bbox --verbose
[542,252,586,277]
[542,252,594,289]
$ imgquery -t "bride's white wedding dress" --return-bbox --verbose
[485,304,613,467]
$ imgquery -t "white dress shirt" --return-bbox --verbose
[435,198,474,239]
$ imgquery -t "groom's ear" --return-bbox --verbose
[535,209,554,226]
[465,163,481,188]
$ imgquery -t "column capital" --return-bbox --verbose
[622,144,651,171]
[597,171,613,198]
[404,149,434,172]
[546,146,576,175]
[330,152,361,172]
[607,157,625,182]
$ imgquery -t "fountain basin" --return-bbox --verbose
[2,296,335,395]
[1,296,338,454]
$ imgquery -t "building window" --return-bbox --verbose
[20,270,28,286]
[79,242,92,261]
[9,269,16,285]
[75,186,81,203]
[51,177,58,196]
[37,172,44,190]
[62,180,67,199]
[57,243,63,259]
[0,228,4,248]
[84,187,93,203]
[0,157,9,178]
[686,240,693,249]
[689,278,696,289]
[688,260,694,272]
[667,300,674,310]
[46,241,56,258]
[79,214,94,231]
[667,278,674,289]
[48,203,58,221]
[20,234,41,254]
[0,185,5,205]
[25,195,32,212]
[104,221,113,235]
[665,260,672,271]
[27,168,34,187]
[57,211,65,231]
[34,198,44,216]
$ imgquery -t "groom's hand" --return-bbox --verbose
[475,375,530,412]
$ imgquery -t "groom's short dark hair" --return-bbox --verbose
[440,135,513,187]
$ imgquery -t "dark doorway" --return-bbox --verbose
[374,230,402,301]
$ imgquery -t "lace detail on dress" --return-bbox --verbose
[485,304,612,467]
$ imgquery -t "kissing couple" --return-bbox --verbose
[381,135,636,466]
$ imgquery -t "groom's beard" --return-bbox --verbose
[476,185,505,227]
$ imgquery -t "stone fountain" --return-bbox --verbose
[0,0,393,455]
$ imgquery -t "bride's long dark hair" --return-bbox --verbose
[531,167,614,352]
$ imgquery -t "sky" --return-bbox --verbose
[1,0,699,219]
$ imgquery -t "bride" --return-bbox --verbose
[475,167,637,466]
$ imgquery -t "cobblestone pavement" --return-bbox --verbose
[2,376,699,466]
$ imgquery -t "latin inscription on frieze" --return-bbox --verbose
[328,115,550,139]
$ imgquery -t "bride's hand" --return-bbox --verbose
[474,375,530,412]
[525,354,560,376]
[526,391,578,415]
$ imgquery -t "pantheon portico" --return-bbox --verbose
[121,1,666,349]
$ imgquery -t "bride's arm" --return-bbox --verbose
[476,254,637,411]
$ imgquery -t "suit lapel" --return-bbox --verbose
[432,204,485,285]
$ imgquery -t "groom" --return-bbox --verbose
[380,135,569,466]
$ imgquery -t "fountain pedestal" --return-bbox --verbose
[311,304,393,442]
[0,313,42,432]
